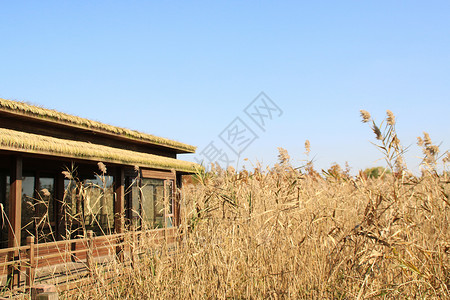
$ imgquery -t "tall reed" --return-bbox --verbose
[68,110,448,299]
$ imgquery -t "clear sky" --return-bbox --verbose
[1,1,449,174]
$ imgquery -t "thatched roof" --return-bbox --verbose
[0,98,196,153]
[0,128,200,173]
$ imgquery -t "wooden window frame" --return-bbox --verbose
[140,168,177,228]
[164,179,175,228]
[141,169,175,181]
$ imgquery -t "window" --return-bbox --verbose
[21,175,36,243]
[165,180,174,228]
[0,172,9,248]
[126,176,141,229]
[138,178,175,229]
[64,175,114,237]
[38,177,55,225]
[140,178,165,228]
[83,176,114,235]
[20,175,56,244]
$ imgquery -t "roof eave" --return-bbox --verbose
[0,98,197,154]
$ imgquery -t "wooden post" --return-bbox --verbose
[8,156,22,288]
[86,230,93,275]
[129,225,136,268]
[26,236,35,289]
[114,167,125,262]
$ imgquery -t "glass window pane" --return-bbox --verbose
[141,179,165,229]
[0,173,9,248]
[38,177,55,223]
[35,177,55,243]
[64,179,76,217]
[63,175,114,237]
[83,175,114,236]
[154,185,164,225]
[140,183,153,224]
[21,176,35,242]
[131,184,141,228]
[64,178,84,238]
[165,180,174,228]
[166,180,174,215]
[166,216,173,228]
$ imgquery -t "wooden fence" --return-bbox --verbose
[0,227,180,295]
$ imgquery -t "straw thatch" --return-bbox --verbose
[0,98,196,153]
[0,128,200,173]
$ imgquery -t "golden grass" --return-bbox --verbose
[58,111,449,299]
[0,98,196,153]
[0,128,199,173]
[62,161,448,299]
[2,110,448,299]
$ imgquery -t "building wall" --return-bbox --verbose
[0,153,180,248]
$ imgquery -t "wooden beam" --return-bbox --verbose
[114,167,125,261]
[114,167,125,234]
[8,155,22,288]
[141,169,175,180]
[8,155,22,248]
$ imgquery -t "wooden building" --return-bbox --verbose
[0,98,199,284]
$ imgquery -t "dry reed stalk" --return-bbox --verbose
[76,157,447,299]
[2,110,448,299]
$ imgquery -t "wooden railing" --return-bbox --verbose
[0,227,181,294]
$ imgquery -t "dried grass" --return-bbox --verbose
[0,98,196,153]
[60,110,449,299]
[1,110,448,299]
[0,128,199,173]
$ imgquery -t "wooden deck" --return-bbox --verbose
[0,227,180,297]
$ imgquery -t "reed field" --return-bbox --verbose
[62,110,448,299]
[3,110,448,299]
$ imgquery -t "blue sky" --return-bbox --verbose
[1,1,449,173]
